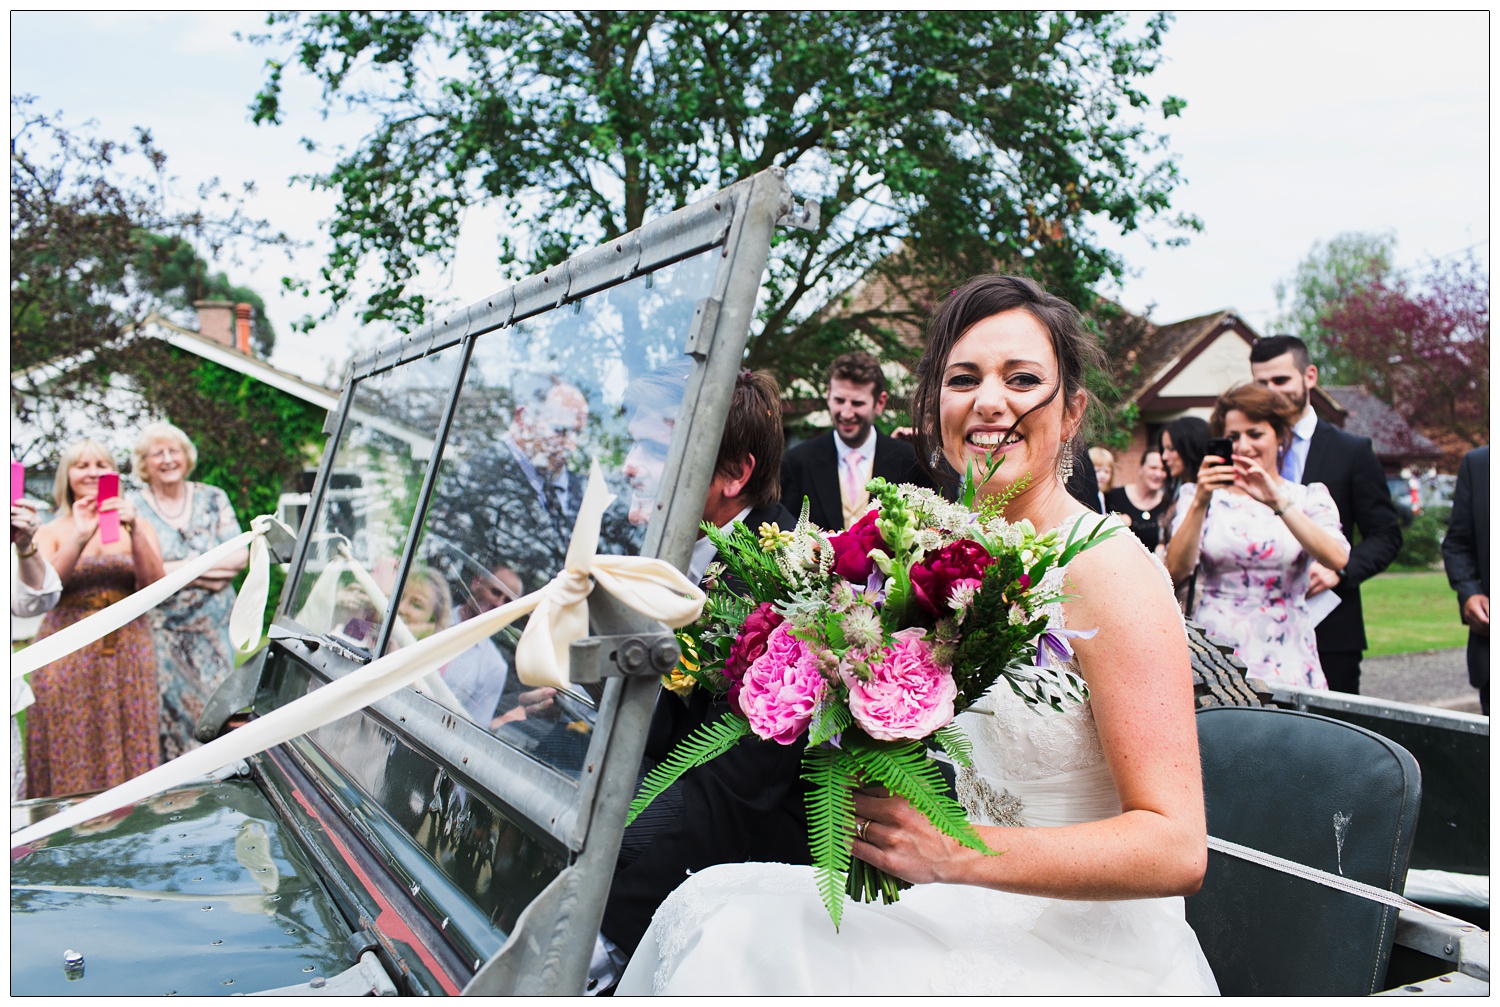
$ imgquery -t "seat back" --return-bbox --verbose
[1186,706,1422,996]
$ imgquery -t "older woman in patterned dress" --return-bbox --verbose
[28,439,165,798]
[129,423,249,760]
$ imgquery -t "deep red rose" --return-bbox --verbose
[909,539,995,615]
[828,509,888,583]
[724,602,785,709]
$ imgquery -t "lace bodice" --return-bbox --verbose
[958,669,1104,782]
[952,511,1173,828]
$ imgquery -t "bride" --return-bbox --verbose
[615,276,1219,995]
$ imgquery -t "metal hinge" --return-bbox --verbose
[569,632,681,684]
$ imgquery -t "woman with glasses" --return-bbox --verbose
[129,423,249,760]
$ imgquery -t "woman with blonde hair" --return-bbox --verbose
[128,422,249,760]
[28,439,165,797]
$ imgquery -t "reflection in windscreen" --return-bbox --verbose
[410,249,718,776]
[289,345,463,650]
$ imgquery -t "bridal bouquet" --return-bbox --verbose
[629,458,1115,927]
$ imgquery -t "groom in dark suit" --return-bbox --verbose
[1250,335,1403,694]
[781,351,933,531]
[595,368,807,988]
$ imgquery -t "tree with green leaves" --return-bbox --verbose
[246,11,1197,404]
[1272,231,1396,382]
[11,96,288,376]
[10,97,313,538]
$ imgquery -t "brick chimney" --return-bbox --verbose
[235,303,253,355]
[194,300,235,347]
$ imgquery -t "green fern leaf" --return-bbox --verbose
[626,714,752,825]
[844,735,995,855]
[801,745,860,930]
[932,724,973,766]
[807,700,853,748]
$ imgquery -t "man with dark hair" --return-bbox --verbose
[781,350,932,531]
[594,369,805,991]
[1249,334,1403,694]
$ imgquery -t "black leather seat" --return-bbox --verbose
[1187,706,1422,996]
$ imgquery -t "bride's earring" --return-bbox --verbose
[1058,437,1075,482]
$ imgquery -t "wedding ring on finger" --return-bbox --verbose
[855,817,870,842]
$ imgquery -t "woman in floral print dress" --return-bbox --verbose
[27,440,165,798]
[1167,385,1350,688]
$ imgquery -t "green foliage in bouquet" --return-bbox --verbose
[627,450,1120,928]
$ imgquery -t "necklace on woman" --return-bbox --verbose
[151,484,191,522]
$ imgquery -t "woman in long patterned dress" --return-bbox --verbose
[28,439,165,798]
[1166,384,1350,688]
[129,423,248,761]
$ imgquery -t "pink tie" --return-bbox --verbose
[845,450,864,501]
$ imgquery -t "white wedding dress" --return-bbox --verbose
[616,591,1220,994]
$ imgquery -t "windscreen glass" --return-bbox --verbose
[286,344,463,652]
[402,249,717,777]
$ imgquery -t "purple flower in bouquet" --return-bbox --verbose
[828,509,888,582]
[845,627,957,741]
[1036,625,1099,668]
[738,625,827,744]
[725,602,785,709]
[909,539,995,616]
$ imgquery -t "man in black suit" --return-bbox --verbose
[595,368,808,990]
[426,376,591,595]
[1250,335,1403,694]
[781,351,932,531]
[1442,446,1489,714]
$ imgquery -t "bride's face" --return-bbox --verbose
[938,309,1083,497]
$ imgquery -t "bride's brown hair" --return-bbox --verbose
[911,275,1104,487]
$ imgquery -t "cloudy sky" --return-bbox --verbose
[10,11,1489,381]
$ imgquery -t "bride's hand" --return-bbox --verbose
[851,789,967,886]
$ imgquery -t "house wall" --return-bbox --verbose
[1155,332,1252,400]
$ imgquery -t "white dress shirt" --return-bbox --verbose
[689,506,753,584]
[834,425,878,494]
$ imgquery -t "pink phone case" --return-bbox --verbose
[11,461,22,504]
[98,472,121,544]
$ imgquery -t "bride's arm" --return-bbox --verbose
[853,531,1207,900]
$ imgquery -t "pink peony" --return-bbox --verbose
[828,509,888,583]
[910,538,994,615]
[736,625,827,744]
[847,627,957,741]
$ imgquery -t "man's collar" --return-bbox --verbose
[689,505,753,583]
[834,425,877,459]
[1293,407,1318,439]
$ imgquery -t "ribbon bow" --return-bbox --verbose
[12,461,704,849]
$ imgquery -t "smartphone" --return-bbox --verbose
[1205,437,1234,464]
[97,472,121,544]
[10,461,22,543]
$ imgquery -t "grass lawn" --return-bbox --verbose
[1362,570,1469,658]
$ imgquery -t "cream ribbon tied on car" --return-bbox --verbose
[12,461,704,848]
[12,513,289,681]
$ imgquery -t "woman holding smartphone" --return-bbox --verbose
[27,439,164,798]
[1164,385,1349,689]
